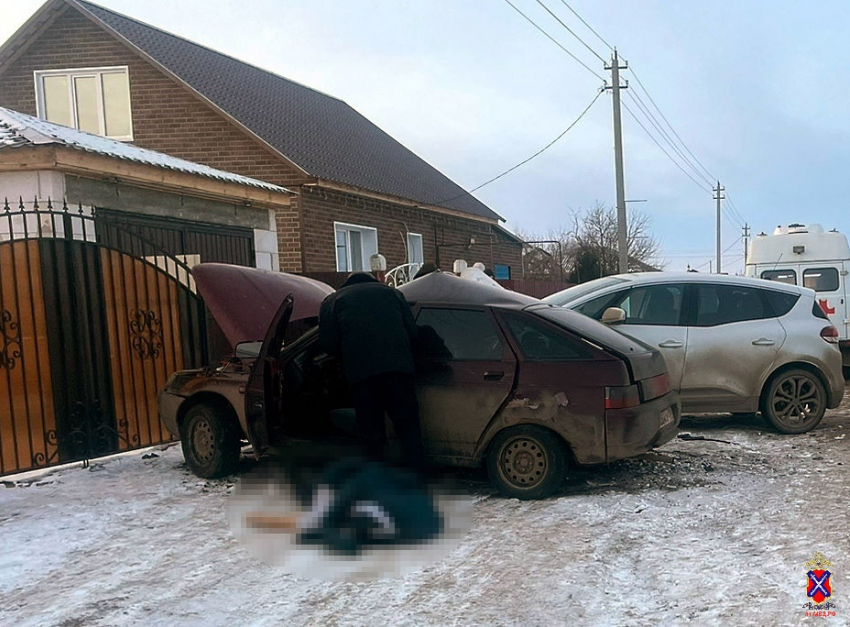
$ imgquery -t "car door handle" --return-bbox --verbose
[484,371,505,381]
[752,338,775,346]
[658,340,684,348]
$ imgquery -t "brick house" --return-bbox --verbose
[0,0,523,282]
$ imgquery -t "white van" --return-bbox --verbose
[745,223,849,365]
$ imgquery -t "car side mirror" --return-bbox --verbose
[600,307,626,325]
[234,340,263,359]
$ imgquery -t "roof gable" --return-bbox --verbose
[56,0,500,221]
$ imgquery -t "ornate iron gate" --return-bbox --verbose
[0,199,209,475]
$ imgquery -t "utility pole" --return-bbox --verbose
[713,181,725,273]
[742,223,750,268]
[605,49,629,274]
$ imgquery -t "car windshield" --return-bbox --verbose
[543,276,629,306]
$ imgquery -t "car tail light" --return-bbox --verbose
[820,325,839,344]
[605,384,641,409]
[639,373,671,402]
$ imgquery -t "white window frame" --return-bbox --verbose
[407,232,424,269]
[334,221,379,272]
[34,66,134,141]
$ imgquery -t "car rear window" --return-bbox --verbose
[543,276,628,307]
[812,300,830,320]
[529,305,655,355]
[502,312,590,360]
[762,290,800,317]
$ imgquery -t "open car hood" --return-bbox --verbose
[192,263,334,348]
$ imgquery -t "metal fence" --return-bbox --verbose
[0,198,210,475]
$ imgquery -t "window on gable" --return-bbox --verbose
[334,222,378,272]
[35,67,133,140]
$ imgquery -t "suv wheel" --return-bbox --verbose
[487,425,568,499]
[180,402,241,478]
[761,368,827,434]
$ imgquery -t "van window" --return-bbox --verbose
[761,269,796,285]
[803,268,839,292]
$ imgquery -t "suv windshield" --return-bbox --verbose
[543,276,628,306]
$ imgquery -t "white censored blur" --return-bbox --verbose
[227,461,472,582]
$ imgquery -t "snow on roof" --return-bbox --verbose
[0,106,291,194]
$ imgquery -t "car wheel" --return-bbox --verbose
[486,425,568,499]
[180,402,241,478]
[761,369,827,434]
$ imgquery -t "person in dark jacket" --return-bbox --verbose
[318,272,425,471]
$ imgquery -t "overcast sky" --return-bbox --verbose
[2,0,848,273]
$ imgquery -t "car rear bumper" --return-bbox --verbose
[827,377,845,409]
[605,391,680,463]
[821,353,846,408]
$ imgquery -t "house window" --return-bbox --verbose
[35,67,133,140]
[407,232,424,270]
[334,222,378,272]
[493,264,511,280]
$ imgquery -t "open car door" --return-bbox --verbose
[244,294,294,458]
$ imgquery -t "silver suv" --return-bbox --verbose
[544,272,845,433]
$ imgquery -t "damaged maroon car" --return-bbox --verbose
[158,264,680,498]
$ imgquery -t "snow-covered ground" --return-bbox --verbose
[1,394,848,627]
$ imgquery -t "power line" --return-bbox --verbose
[558,0,614,52]
[534,0,606,63]
[621,99,712,194]
[625,89,714,189]
[723,203,745,229]
[627,64,718,184]
[693,237,742,269]
[726,192,746,229]
[722,206,744,229]
[519,0,724,201]
[502,0,605,81]
[431,89,603,205]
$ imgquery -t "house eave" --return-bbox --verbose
[310,178,501,226]
[0,145,293,209]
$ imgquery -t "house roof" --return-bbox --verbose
[0,106,291,194]
[41,0,500,222]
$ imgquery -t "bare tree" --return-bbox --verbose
[517,202,663,283]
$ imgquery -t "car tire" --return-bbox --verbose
[760,368,827,434]
[180,402,241,478]
[487,425,568,499]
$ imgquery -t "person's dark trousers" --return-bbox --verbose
[353,372,426,473]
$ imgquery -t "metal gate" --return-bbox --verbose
[0,199,211,475]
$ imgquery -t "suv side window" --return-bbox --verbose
[762,290,800,317]
[694,284,770,326]
[608,284,685,326]
[416,308,503,361]
[503,313,590,360]
[803,268,840,292]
